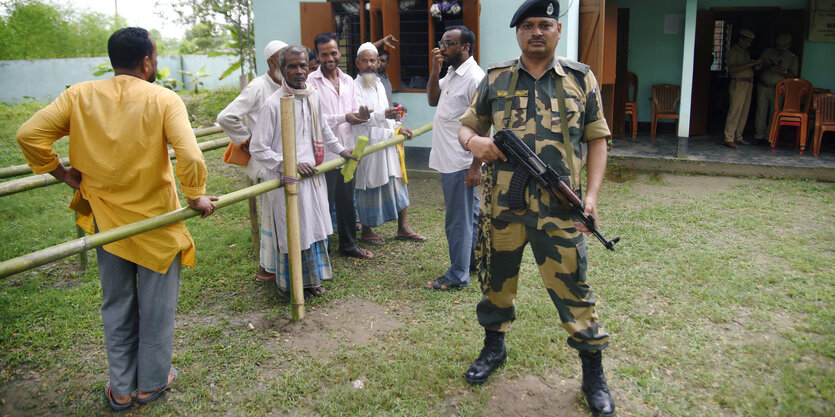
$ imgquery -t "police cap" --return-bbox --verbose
[739,29,755,40]
[510,0,560,28]
[775,33,791,47]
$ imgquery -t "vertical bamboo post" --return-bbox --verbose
[280,95,304,321]
[75,212,87,271]
[240,74,260,258]
[247,178,260,256]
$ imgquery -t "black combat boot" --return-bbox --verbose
[579,350,615,417]
[464,330,506,384]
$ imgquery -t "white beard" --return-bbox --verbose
[360,72,377,89]
[273,68,284,83]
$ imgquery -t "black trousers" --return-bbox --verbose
[325,169,358,253]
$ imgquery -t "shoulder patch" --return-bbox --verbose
[558,58,590,75]
[488,58,518,70]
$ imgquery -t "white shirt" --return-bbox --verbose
[250,86,345,253]
[308,67,360,162]
[428,56,485,173]
[217,73,281,145]
[216,73,281,180]
[352,76,401,190]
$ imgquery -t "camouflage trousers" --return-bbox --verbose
[476,219,609,351]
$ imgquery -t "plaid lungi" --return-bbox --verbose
[355,176,409,227]
[277,239,333,292]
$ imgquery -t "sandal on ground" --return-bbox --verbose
[255,267,276,282]
[136,368,178,405]
[105,382,134,411]
[426,276,465,291]
[396,232,427,242]
[303,286,325,300]
[341,247,374,259]
[359,235,385,246]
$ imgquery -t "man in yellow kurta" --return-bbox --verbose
[16,27,217,411]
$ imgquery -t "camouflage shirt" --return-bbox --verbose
[460,56,610,230]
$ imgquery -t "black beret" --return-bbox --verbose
[510,0,560,28]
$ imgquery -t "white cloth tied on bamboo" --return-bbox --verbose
[249,84,346,253]
[351,75,401,190]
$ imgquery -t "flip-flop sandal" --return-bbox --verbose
[396,233,427,242]
[105,382,134,411]
[136,368,178,405]
[426,276,465,291]
[341,247,374,259]
[359,236,385,246]
[255,273,276,282]
[303,286,325,300]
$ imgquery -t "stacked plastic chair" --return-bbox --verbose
[812,93,835,157]
[768,78,813,154]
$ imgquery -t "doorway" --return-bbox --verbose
[696,8,805,136]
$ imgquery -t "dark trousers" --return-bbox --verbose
[325,169,358,253]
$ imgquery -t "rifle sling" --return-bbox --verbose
[554,74,580,191]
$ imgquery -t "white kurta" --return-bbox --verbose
[216,73,281,181]
[250,87,346,253]
[352,77,401,190]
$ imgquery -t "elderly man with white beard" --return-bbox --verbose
[351,42,425,246]
[250,45,358,301]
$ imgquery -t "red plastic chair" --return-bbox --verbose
[624,72,638,138]
[650,84,680,143]
[768,78,813,154]
[813,94,835,157]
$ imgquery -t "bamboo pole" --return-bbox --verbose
[280,95,304,321]
[0,122,434,280]
[0,137,232,197]
[75,212,87,271]
[0,127,224,180]
[0,178,283,279]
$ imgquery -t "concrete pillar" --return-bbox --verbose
[677,0,698,158]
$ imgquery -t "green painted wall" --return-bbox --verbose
[252,0,572,148]
[618,0,835,122]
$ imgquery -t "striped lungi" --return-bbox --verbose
[277,239,333,292]
[355,176,409,227]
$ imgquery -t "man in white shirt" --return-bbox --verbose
[425,26,485,290]
[249,45,357,300]
[216,39,286,282]
[351,43,424,245]
[308,32,373,260]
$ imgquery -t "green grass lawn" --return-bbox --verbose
[0,98,833,416]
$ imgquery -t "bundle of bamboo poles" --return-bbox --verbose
[0,101,433,320]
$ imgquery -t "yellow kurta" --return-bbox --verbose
[16,75,207,273]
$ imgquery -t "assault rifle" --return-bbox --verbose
[492,129,620,251]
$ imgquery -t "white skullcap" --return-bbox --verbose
[264,40,288,60]
[357,42,378,56]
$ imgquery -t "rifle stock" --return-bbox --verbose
[493,129,620,251]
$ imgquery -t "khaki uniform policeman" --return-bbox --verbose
[457,0,615,415]
[723,29,761,148]
[755,33,798,141]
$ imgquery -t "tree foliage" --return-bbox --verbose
[164,0,254,79]
[0,0,129,60]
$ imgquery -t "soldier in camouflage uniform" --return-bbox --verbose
[457,0,614,415]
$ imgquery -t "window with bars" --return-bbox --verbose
[710,20,732,73]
